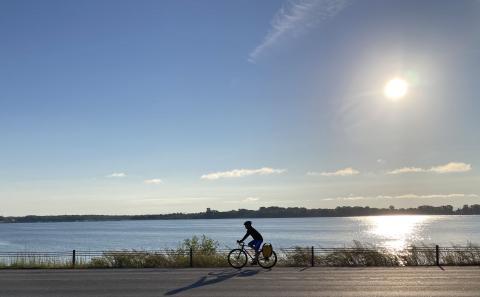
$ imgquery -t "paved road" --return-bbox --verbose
[0,267,479,297]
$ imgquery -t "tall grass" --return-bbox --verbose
[0,238,478,268]
[439,243,480,265]
[318,241,401,267]
[281,241,480,267]
[89,251,188,268]
[0,254,73,269]
[399,244,437,266]
[281,247,312,266]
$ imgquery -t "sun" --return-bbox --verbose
[384,78,409,100]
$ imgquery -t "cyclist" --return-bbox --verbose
[237,221,263,264]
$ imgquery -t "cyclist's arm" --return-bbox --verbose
[238,231,250,242]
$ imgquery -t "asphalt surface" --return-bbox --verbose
[0,267,479,297]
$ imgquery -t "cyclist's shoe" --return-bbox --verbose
[250,259,258,265]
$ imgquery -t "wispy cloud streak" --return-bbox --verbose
[388,167,425,175]
[106,172,127,178]
[388,162,472,175]
[201,167,286,180]
[243,197,260,202]
[323,193,479,201]
[249,0,350,62]
[144,178,163,185]
[308,167,359,177]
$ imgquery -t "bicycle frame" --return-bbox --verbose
[237,242,259,260]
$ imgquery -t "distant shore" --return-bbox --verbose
[1,204,479,224]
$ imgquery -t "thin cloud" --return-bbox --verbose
[308,167,359,177]
[249,0,351,63]
[106,172,127,178]
[201,167,286,180]
[323,193,479,201]
[387,167,425,175]
[430,162,472,173]
[243,197,260,202]
[390,194,478,199]
[388,162,472,175]
[144,178,163,185]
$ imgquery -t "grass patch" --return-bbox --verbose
[0,254,73,269]
[318,242,401,267]
[88,235,229,268]
[280,247,312,266]
[89,251,187,268]
[440,243,480,265]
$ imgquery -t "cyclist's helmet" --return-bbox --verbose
[243,220,252,226]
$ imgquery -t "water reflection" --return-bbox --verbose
[362,215,431,250]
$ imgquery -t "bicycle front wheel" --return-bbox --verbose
[227,249,248,269]
[258,251,277,269]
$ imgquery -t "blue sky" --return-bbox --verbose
[1,0,479,215]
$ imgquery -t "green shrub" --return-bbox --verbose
[178,235,219,255]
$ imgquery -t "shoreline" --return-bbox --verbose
[1,213,480,224]
[2,205,479,224]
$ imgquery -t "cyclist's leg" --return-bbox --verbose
[253,240,262,260]
[248,240,262,251]
[248,240,262,264]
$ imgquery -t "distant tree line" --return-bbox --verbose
[1,204,479,223]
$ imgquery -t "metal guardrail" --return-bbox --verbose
[0,245,479,267]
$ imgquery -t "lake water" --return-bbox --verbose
[0,215,478,252]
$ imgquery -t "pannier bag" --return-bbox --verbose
[262,243,273,257]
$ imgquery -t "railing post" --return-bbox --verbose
[72,250,76,268]
[311,246,315,267]
[435,245,440,266]
[189,247,193,268]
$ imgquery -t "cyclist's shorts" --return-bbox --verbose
[248,239,263,252]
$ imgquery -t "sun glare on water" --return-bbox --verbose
[384,78,409,101]
[366,215,430,250]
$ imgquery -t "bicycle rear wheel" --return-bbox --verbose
[258,251,277,269]
[227,249,248,269]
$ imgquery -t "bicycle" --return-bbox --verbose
[227,242,277,269]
